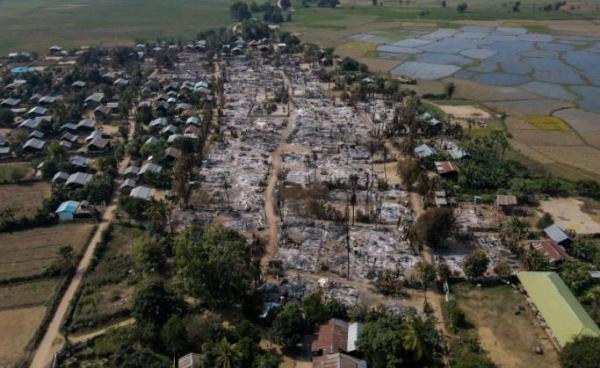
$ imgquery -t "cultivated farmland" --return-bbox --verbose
[0,181,51,218]
[0,306,47,368]
[0,0,237,55]
[0,223,94,281]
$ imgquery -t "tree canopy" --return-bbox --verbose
[560,335,600,368]
[270,301,308,349]
[230,2,251,21]
[357,314,442,367]
[175,224,259,306]
[463,250,490,280]
[414,208,456,248]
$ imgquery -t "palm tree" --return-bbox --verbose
[402,316,429,364]
[214,338,240,368]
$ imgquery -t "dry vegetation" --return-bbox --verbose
[0,181,51,218]
[0,306,46,368]
[0,279,61,310]
[0,223,94,281]
[454,284,560,368]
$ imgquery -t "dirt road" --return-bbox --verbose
[30,113,136,368]
[261,72,297,274]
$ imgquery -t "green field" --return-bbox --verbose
[0,0,597,55]
[0,0,237,55]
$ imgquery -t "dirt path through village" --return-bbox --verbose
[30,112,136,368]
[69,318,135,344]
[261,72,297,275]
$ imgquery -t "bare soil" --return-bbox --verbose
[455,284,560,368]
[539,197,600,234]
[435,103,492,120]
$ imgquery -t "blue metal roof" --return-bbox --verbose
[56,200,80,214]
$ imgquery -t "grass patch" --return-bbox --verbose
[525,115,570,131]
[466,120,505,138]
[0,162,32,184]
[0,223,95,281]
[337,41,378,58]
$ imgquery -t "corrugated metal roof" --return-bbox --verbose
[531,240,568,263]
[56,200,80,214]
[346,322,363,352]
[311,319,349,355]
[518,271,600,347]
[313,353,367,368]
[496,195,517,206]
[544,224,570,244]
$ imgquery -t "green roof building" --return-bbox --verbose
[517,271,600,347]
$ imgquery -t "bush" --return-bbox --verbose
[560,335,600,368]
[457,2,468,12]
[536,212,554,229]
[446,301,467,333]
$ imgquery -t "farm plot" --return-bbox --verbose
[0,279,61,310]
[0,181,51,218]
[0,306,47,368]
[554,108,600,148]
[0,279,61,365]
[0,224,94,281]
[453,284,560,368]
[66,225,144,333]
[524,115,569,131]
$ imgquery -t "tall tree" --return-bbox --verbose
[214,338,241,368]
[414,208,456,249]
[175,225,259,306]
[270,302,307,349]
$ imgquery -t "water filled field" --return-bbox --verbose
[352,26,600,113]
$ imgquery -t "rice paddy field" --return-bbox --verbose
[349,25,600,113]
[0,0,598,55]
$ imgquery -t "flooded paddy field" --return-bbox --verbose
[351,26,600,113]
